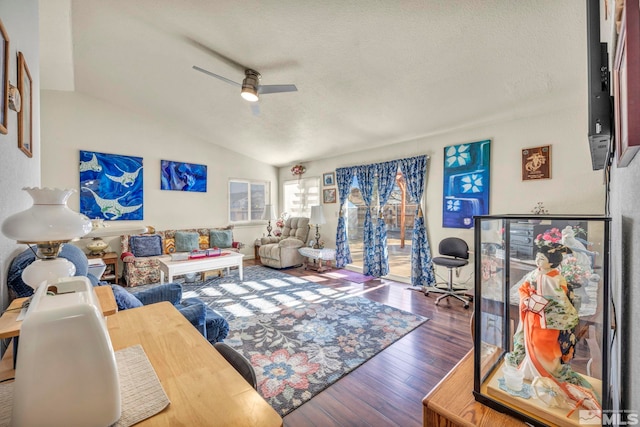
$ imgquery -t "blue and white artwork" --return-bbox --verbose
[160,160,207,192]
[79,150,144,221]
[442,140,491,228]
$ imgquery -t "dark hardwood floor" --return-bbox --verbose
[246,260,474,427]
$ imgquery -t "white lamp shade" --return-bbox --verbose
[262,204,277,221]
[1,188,92,243]
[22,258,77,289]
[309,205,326,225]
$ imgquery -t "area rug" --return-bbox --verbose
[321,268,375,283]
[179,265,428,416]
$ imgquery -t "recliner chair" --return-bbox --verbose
[425,237,471,308]
[258,217,310,269]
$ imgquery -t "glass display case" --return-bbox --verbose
[473,215,611,427]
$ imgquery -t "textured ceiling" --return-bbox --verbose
[39,0,587,167]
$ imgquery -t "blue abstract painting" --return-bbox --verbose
[160,160,207,192]
[79,150,144,221]
[442,140,491,228]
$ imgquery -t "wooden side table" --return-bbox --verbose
[422,350,527,426]
[88,252,119,284]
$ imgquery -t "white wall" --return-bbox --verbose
[609,157,640,411]
[0,0,40,310]
[284,102,606,276]
[40,90,278,262]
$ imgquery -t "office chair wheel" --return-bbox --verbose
[463,303,470,309]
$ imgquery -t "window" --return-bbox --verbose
[283,177,320,218]
[229,179,269,223]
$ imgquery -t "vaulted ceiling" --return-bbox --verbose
[39,0,587,167]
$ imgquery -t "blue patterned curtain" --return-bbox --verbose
[356,164,376,276]
[371,160,399,277]
[335,167,356,268]
[399,155,435,288]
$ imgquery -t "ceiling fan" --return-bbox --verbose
[192,66,297,103]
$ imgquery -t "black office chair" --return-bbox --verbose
[214,342,258,390]
[426,237,471,308]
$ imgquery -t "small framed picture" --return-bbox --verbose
[322,172,335,187]
[323,188,337,204]
[521,145,550,181]
[17,52,32,158]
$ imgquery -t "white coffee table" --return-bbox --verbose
[159,251,244,284]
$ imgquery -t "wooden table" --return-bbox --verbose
[107,302,282,426]
[422,350,526,426]
[159,251,244,284]
[88,251,119,284]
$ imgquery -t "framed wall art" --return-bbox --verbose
[0,19,8,135]
[521,145,551,180]
[613,0,640,168]
[79,150,144,220]
[323,171,335,186]
[323,188,337,204]
[17,52,32,157]
[160,160,207,192]
[442,139,491,229]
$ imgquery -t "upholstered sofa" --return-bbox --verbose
[259,217,310,269]
[7,244,229,343]
[121,226,243,287]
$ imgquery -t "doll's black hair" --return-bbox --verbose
[536,244,571,268]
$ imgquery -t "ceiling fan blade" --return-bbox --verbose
[192,65,241,87]
[257,84,298,95]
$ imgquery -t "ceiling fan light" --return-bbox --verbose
[241,82,259,102]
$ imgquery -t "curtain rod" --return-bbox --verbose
[336,154,430,171]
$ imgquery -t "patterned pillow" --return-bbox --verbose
[175,231,200,252]
[210,229,233,248]
[129,235,163,257]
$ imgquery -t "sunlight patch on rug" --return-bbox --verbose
[181,265,429,416]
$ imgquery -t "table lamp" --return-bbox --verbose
[309,205,326,249]
[262,204,277,236]
[1,187,92,289]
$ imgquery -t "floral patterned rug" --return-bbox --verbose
[180,265,429,416]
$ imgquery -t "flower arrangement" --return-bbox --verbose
[534,227,562,248]
[273,212,290,237]
[291,164,306,176]
[531,202,549,215]
[560,256,591,285]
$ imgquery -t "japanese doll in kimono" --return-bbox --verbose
[505,243,601,414]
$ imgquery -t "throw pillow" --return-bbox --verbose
[129,235,163,257]
[175,231,200,252]
[110,284,143,310]
[210,229,233,248]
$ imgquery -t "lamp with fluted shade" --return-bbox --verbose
[1,188,92,289]
[309,205,326,249]
[262,204,277,236]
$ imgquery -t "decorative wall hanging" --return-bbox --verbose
[0,19,8,135]
[521,145,551,180]
[17,52,32,157]
[160,160,207,192]
[323,188,337,204]
[442,139,491,228]
[79,150,144,221]
[323,172,335,186]
[291,164,306,177]
[613,0,640,167]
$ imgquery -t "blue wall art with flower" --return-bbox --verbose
[79,150,144,221]
[442,139,491,228]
